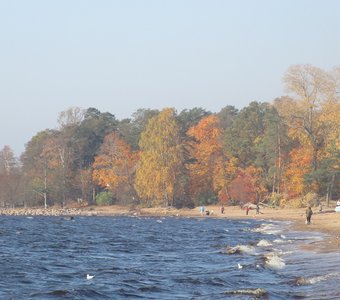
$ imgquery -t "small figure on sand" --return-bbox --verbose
[221,205,225,214]
[305,206,313,225]
[256,204,260,214]
[199,205,205,215]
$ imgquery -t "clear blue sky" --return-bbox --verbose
[0,0,339,155]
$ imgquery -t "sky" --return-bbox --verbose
[0,0,339,156]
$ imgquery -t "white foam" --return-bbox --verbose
[297,272,339,285]
[264,253,285,270]
[257,239,272,247]
[226,245,256,255]
[273,239,286,244]
[252,224,282,235]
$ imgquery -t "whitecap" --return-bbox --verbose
[224,288,267,296]
[273,238,286,244]
[252,223,282,235]
[296,272,339,285]
[226,245,256,255]
[264,253,285,270]
[257,239,272,247]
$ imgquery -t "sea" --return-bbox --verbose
[0,215,339,300]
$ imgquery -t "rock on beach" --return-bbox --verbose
[0,207,84,217]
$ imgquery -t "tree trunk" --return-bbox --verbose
[44,167,47,209]
[92,187,96,204]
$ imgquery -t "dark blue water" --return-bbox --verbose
[0,216,339,299]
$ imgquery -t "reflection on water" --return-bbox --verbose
[0,216,339,299]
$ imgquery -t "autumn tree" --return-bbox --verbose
[57,106,85,129]
[187,115,226,204]
[227,167,267,204]
[68,107,118,203]
[176,107,211,135]
[73,107,118,169]
[92,132,138,203]
[283,146,312,198]
[135,108,184,207]
[117,108,160,150]
[39,132,76,207]
[222,103,281,197]
[305,92,340,201]
[280,64,339,199]
[283,64,336,171]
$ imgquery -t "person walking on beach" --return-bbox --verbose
[199,205,205,215]
[305,206,313,225]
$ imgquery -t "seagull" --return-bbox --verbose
[86,274,95,280]
[237,263,243,269]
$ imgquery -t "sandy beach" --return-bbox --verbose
[1,204,339,252]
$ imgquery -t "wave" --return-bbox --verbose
[264,253,286,270]
[273,238,285,244]
[257,239,272,247]
[295,272,340,286]
[252,223,283,235]
[224,288,267,296]
[225,244,256,255]
[31,288,109,299]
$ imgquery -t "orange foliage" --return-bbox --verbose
[92,132,138,194]
[187,115,223,199]
[283,147,312,197]
[227,167,266,204]
[228,170,256,203]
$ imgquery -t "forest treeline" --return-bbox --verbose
[0,64,339,208]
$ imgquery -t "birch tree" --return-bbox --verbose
[135,108,184,207]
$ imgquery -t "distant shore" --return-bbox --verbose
[1,204,339,252]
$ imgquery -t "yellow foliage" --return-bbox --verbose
[135,108,183,206]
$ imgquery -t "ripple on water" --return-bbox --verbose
[0,216,339,300]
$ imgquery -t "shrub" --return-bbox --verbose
[95,191,113,206]
[267,192,284,207]
[280,192,318,208]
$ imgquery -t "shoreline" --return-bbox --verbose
[1,204,339,252]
